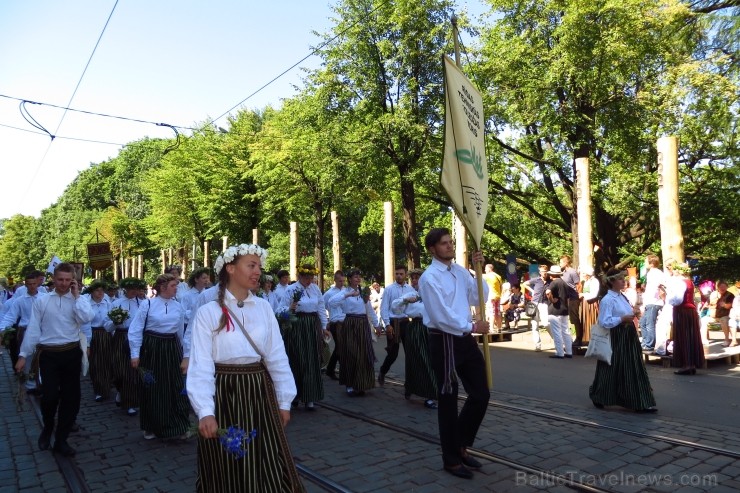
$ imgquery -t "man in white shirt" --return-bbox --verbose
[418,228,489,480]
[640,255,664,352]
[378,266,414,385]
[16,263,93,457]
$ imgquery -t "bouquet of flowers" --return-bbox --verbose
[138,367,156,387]
[220,426,258,459]
[292,288,304,305]
[108,307,129,325]
[1,327,16,348]
[275,306,291,322]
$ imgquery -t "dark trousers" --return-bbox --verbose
[569,298,583,343]
[429,332,490,466]
[326,321,341,375]
[8,327,25,371]
[379,318,408,375]
[39,346,82,443]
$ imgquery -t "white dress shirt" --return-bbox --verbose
[329,288,379,327]
[643,268,666,307]
[81,297,115,340]
[418,258,487,336]
[380,282,414,326]
[19,291,93,358]
[390,288,427,319]
[273,283,290,310]
[598,291,634,329]
[111,296,143,329]
[323,285,345,322]
[128,297,186,359]
[180,286,202,323]
[0,291,45,328]
[187,290,297,417]
[186,284,219,327]
[280,283,327,329]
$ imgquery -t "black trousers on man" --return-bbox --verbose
[325,321,342,377]
[429,331,490,467]
[379,318,408,376]
[39,345,82,444]
[569,298,583,344]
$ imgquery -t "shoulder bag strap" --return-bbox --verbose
[225,306,265,360]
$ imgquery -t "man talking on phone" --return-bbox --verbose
[15,263,93,457]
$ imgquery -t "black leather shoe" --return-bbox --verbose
[461,454,482,469]
[549,355,564,359]
[674,368,696,375]
[592,401,604,409]
[444,464,473,479]
[38,432,51,451]
[52,441,76,457]
[377,372,385,386]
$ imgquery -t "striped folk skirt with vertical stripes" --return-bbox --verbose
[337,314,376,391]
[589,323,656,411]
[196,363,305,493]
[404,318,438,400]
[89,328,113,398]
[139,331,190,438]
[672,306,705,369]
[283,313,324,403]
[111,329,140,409]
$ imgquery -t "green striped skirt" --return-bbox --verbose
[337,314,376,391]
[404,319,438,400]
[588,323,656,411]
[283,313,324,403]
[111,329,140,409]
[139,331,190,437]
[89,328,113,398]
[196,363,305,493]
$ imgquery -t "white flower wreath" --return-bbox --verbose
[214,244,268,275]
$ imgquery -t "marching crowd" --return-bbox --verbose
[1,234,738,490]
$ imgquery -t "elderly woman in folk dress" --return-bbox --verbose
[129,274,190,440]
[82,280,114,403]
[187,244,303,493]
[391,269,437,409]
[589,268,657,413]
[279,265,330,411]
[330,269,380,396]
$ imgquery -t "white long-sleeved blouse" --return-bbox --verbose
[128,296,186,359]
[329,287,379,327]
[187,290,296,418]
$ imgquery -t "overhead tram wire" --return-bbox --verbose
[208,0,392,125]
[0,122,125,146]
[19,0,119,209]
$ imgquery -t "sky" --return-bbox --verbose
[0,0,488,221]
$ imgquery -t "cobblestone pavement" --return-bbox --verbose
[2,337,740,492]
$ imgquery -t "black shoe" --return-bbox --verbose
[404,392,411,400]
[674,368,696,375]
[424,400,438,409]
[377,372,385,386]
[564,354,573,358]
[636,407,658,413]
[549,355,564,359]
[461,454,482,470]
[52,441,76,457]
[38,431,51,451]
[592,401,604,409]
[444,464,473,479]
[94,395,103,402]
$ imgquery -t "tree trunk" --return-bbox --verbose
[399,172,420,269]
[314,203,325,291]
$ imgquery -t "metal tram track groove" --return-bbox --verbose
[385,377,740,460]
[295,463,355,493]
[317,401,612,493]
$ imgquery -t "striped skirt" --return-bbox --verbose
[589,323,656,411]
[337,314,376,391]
[283,313,324,403]
[196,363,304,493]
[404,319,437,400]
[673,306,705,369]
[111,329,140,409]
[89,328,113,398]
[580,299,600,343]
[139,331,190,437]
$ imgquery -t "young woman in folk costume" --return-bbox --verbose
[187,244,304,493]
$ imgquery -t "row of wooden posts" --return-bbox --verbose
[111,136,684,287]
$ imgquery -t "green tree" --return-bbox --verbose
[0,215,42,279]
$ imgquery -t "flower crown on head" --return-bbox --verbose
[297,265,318,276]
[671,262,692,275]
[214,244,268,275]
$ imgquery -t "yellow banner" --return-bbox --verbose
[441,55,488,248]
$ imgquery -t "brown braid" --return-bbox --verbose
[214,268,231,333]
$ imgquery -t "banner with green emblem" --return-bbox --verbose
[441,55,488,248]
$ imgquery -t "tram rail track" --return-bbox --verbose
[385,376,740,460]
[318,400,613,493]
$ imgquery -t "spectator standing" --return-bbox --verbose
[560,255,582,346]
[522,265,550,352]
[546,266,573,358]
[639,255,665,352]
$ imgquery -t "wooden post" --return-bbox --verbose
[167,248,173,267]
[383,202,395,288]
[191,240,197,271]
[222,236,228,252]
[161,250,166,273]
[113,260,119,282]
[575,157,594,270]
[453,213,468,270]
[138,255,143,278]
[331,211,341,273]
[203,241,211,268]
[657,136,685,263]
[122,258,128,278]
[252,229,260,245]
[290,222,298,281]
